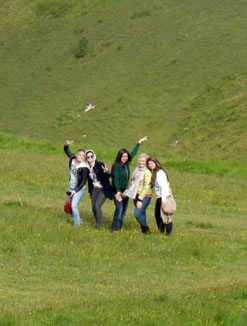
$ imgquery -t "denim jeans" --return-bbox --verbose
[68,186,85,226]
[111,196,129,231]
[133,196,152,228]
[91,187,107,229]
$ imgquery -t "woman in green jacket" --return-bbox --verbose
[111,136,148,232]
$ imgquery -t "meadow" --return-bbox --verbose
[1,0,247,325]
[1,136,246,325]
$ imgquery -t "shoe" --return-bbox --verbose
[141,226,151,234]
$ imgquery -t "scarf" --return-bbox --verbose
[123,166,146,199]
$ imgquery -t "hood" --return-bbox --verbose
[85,149,96,167]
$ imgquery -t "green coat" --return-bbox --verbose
[112,143,140,193]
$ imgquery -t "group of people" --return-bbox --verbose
[64,136,174,236]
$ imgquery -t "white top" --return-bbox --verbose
[69,159,88,189]
[153,169,171,202]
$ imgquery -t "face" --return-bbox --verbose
[86,152,94,163]
[76,151,85,162]
[147,160,156,170]
[120,153,129,164]
[138,156,147,168]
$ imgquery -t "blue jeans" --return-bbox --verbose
[68,186,85,226]
[111,196,129,231]
[134,196,152,228]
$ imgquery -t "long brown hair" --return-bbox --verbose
[111,148,131,172]
[147,156,169,187]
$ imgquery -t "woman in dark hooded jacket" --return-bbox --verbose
[86,149,112,230]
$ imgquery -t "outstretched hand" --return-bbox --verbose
[138,136,148,144]
[65,140,74,146]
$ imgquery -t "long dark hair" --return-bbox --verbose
[111,148,131,172]
[147,156,169,187]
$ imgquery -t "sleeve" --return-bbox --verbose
[156,170,171,202]
[75,168,89,192]
[98,161,111,180]
[130,143,140,160]
[64,145,74,158]
[112,165,121,193]
[138,169,152,201]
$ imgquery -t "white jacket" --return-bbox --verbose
[154,170,171,202]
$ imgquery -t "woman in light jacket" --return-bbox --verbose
[123,153,152,234]
[147,156,173,235]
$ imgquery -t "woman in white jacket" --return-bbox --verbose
[147,157,173,235]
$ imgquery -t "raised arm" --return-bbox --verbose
[64,140,74,158]
[130,136,148,159]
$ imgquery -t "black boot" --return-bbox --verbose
[141,226,151,234]
[159,223,165,233]
[165,223,173,236]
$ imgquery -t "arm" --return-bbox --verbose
[98,162,111,180]
[75,167,89,192]
[112,164,121,193]
[137,169,152,201]
[64,140,74,158]
[156,170,171,206]
[112,165,123,201]
[130,136,148,159]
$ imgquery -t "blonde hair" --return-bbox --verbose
[138,153,149,160]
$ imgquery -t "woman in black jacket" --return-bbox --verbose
[86,149,112,229]
[64,140,89,227]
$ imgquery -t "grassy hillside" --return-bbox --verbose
[1,0,247,162]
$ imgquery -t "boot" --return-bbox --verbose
[165,223,173,236]
[141,226,151,234]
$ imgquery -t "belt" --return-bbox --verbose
[94,186,103,190]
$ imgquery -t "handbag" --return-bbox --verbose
[160,195,176,222]
[64,198,72,214]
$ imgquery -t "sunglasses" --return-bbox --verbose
[87,155,94,159]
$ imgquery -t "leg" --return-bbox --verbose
[119,196,129,230]
[111,198,123,232]
[71,187,85,226]
[91,188,106,229]
[155,197,165,233]
[164,214,173,236]
[91,188,101,222]
[134,197,152,231]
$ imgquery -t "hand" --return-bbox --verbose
[65,140,74,146]
[136,201,143,209]
[162,201,167,209]
[70,190,76,197]
[102,165,109,173]
[138,136,148,144]
[115,192,122,202]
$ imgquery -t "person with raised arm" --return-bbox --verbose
[64,140,89,227]
[111,136,148,232]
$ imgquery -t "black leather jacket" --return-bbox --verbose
[64,145,89,193]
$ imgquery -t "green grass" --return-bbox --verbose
[1,139,247,325]
[1,0,247,324]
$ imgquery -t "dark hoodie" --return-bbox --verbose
[86,150,112,199]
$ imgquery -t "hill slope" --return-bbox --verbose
[1,0,247,162]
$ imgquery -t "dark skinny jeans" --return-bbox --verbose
[91,187,107,229]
